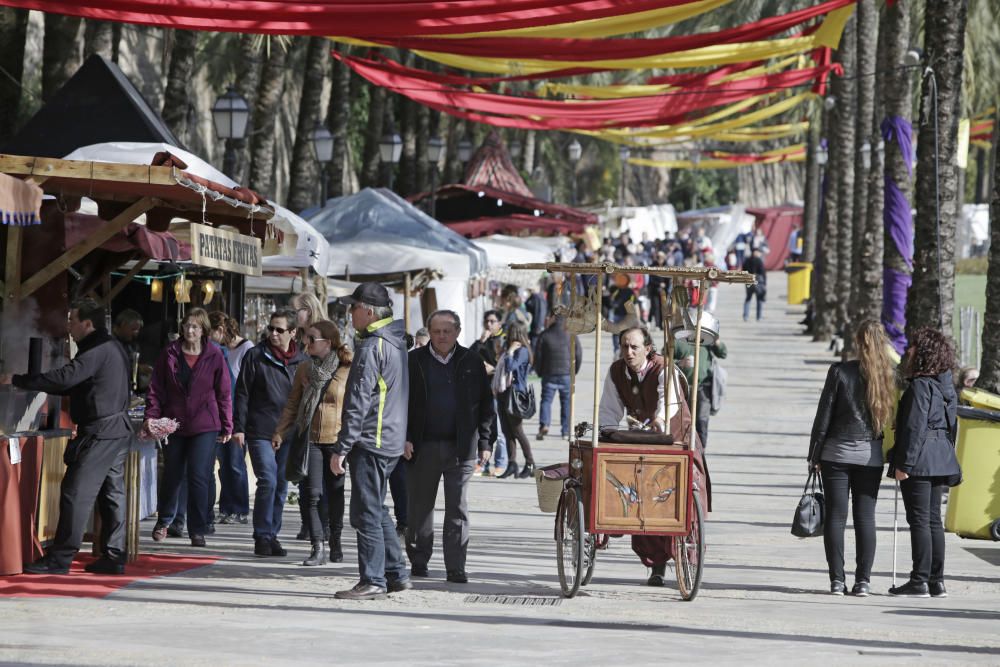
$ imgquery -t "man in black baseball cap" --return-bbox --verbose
[336,282,391,308]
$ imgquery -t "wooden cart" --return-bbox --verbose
[509,261,754,600]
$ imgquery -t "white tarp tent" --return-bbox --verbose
[473,234,569,288]
[304,188,488,344]
[62,142,331,275]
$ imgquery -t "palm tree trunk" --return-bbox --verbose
[226,34,265,186]
[160,29,198,145]
[327,44,352,198]
[812,107,840,341]
[286,36,330,212]
[0,8,28,145]
[443,116,464,185]
[83,20,115,60]
[399,94,418,196]
[846,0,878,345]
[906,0,969,337]
[976,118,1000,394]
[834,13,857,332]
[41,14,82,102]
[249,43,289,195]
[523,130,537,175]
[802,118,822,264]
[360,85,386,188]
[880,0,915,354]
[415,103,431,195]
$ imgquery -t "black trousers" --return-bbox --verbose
[499,405,534,466]
[405,440,475,572]
[50,434,130,568]
[696,384,711,448]
[303,443,345,543]
[820,462,882,583]
[900,475,948,584]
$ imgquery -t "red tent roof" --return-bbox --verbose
[444,214,589,238]
[461,131,535,198]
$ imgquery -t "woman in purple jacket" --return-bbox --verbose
[147,308,233,547]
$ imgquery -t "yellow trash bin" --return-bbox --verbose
[944,404,1000,540]
[961,387,1000,411]
[784,262,812,305]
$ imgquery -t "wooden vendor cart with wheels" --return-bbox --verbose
[510,261,754,601]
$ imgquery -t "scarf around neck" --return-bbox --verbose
[295,349,340,436]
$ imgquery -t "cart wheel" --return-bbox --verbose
[556,485,585,598]
[581,534,598,586]
[674,493,705,601]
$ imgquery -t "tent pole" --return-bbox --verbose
[404,272,412,333]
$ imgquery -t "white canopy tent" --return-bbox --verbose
[305,188,489,344]
[473,234,570,288]
[62,142,331,276]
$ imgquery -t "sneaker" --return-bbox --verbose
[492,467,506,478]
[152,523,168,542]
[929,582,948,598]
[218,514,234,525]
[237,514,249,524]
[851,581,870,597]
[888,580,930,598]
[480,463,492,477]
[830,580,846,596]
[254,537,273,557]
[536,427,548,441]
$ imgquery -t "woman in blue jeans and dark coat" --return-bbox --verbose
[494,322,535,479]
[809,320,896,596]
[147,308,232,547]
[888,327,961,598]
[232,309,307,558]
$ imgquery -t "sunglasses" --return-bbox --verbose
[267,325,290,334]
[305,335,328,344]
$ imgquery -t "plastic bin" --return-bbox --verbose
[961,387,1000,411]
[944,405,1000,540]
[784,262,812,305]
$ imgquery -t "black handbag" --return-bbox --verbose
[505,385,537,420]
[791,470,825,538]
[284,427,311,483]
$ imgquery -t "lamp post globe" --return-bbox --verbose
[427,136,445,164]
[310,123,334,164]
[509,139,522,159]
[568,138,582,163]
[212,87,250,141]
[457,138,473,163]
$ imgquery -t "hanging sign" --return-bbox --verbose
[189,222,262,276]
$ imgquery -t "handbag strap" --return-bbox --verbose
[804,469,823,494]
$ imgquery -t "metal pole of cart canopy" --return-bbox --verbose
[688,279,707,450]
[563,281,576,442]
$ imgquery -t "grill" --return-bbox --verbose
[464,595,562,607]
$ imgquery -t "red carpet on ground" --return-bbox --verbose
[0,554,217,599]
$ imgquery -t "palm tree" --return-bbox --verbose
[811,104,839,342]
[906,0,969,337]
[161,30,198,144]
[801,115,822,264]
[879,0,914,352]
[226,34,265,186]
[833,13,858,331]
[249,42,290,195]
[287,36,330,212]
[846,0,879,343]
[0,7,28,145]
[359,85,386,188]
[83,20,116,60]
[976,115,1000,393]
[326,44,353,198]
[41,14,82,102]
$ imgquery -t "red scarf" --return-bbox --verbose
[269,340,298,364]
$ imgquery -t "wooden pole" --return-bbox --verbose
[404,272,411,333]
[688,279,707,450]
[3,226,23,307]
[661,288,674,429]
[592,273,603,448]
[100,257,150,307]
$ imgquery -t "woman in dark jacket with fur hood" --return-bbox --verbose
[888,327,961,598]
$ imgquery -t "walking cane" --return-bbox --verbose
[892,480,900,587]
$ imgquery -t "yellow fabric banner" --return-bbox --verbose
[399,7,853,75]
[630,145,806,170]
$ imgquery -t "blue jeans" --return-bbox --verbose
[158,431,218,537]
[348,448,408,588]
[217,439,249,515]
[248,438,289,540]
[492,398,508,469]
[540,374,571,437]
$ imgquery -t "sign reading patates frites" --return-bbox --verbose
[189,222,262,276]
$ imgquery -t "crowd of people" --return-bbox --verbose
[1,224,968,603]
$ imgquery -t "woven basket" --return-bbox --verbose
[535,463,569,513]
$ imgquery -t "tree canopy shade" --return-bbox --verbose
[0,0,733,38]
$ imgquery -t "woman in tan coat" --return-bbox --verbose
[274,320,352,566]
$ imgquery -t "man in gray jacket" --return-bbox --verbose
[331,282,410,600]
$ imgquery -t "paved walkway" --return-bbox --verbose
[2,273,999,666]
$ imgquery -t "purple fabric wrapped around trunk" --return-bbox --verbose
[880,116,914,354]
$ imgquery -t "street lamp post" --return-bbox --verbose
[568,138,582,206]
[427,135,444,219]
[310,122,334,207]
[212,87,250,178]
[379,129,403,191]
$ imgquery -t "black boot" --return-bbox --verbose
[516,462,536,479]
[498,463,519,479]
[647,563,666,587]
[329,532,344,563]
[303,542,328,566]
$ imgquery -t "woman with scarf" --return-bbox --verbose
[274,320,353,566]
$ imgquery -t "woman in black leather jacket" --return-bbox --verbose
[888,328,961,598]
[809,320,896,596]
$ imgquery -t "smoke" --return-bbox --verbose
[0,297,57,374]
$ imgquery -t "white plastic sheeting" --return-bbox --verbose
[473,234,569,288]
[62,142,331,274]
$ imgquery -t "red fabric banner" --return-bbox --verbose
[359,0,854,61]
[339,53,833,130]
[0,0,715,37]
